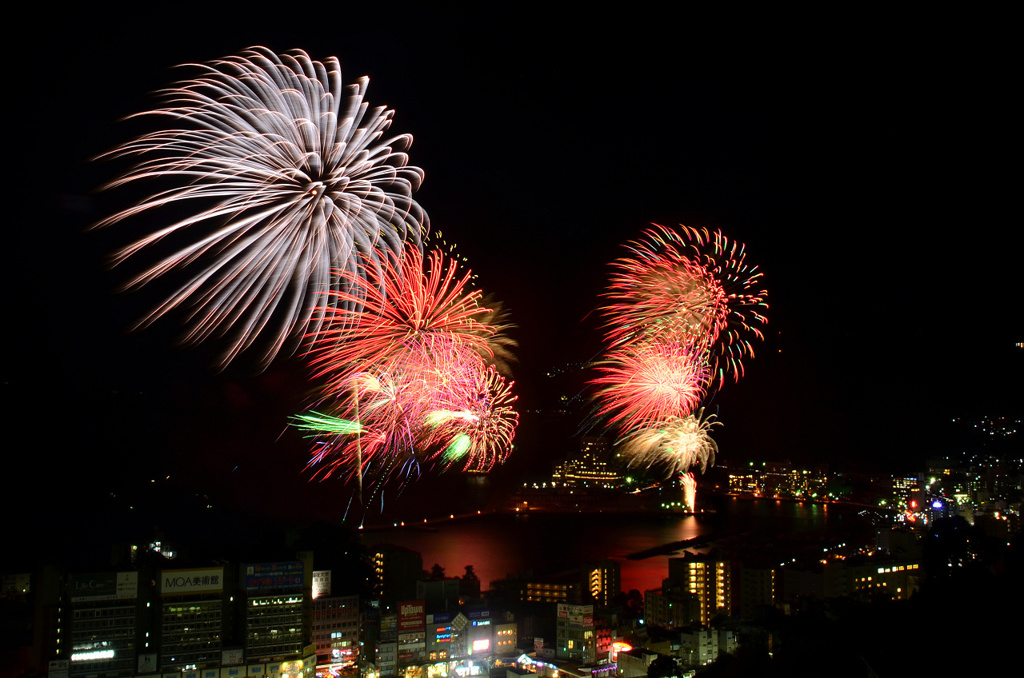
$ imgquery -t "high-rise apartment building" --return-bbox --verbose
[668,557,731,625]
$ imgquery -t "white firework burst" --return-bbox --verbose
[621,409,720,476]
[97,46,428,368]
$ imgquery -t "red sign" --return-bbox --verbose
[398,600,425,632]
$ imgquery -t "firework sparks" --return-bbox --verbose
[590,339,711,436]
[422,365,519,472]
[297,247,518,496]
[621,410,720,476]
[97,46,427,368]
[296,347,517,485]
[307,248,492,387]
[296,369,422,485]
[602,224,767,386]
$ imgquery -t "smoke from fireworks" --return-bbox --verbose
[97,46,427,368]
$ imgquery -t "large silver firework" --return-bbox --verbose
[97,46,427,368]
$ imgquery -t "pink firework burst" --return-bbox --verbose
[602,224,767,386]
[590,339,711,436]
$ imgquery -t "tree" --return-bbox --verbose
[460,565,481,599]
[647,654,679,678]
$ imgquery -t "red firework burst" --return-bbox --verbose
[602,224,767,386]
[306,247,493,390]
[590,339,711,436]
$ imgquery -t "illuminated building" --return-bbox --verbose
[396,600,426,668]
[847,562,920,601]
[243,561,306,662]
[493,614,517,656]
[555,603,595,663]
[63,571,140,678]
[678,626,717,668]
[782,559,922,603]
[311,592,360,667]
[157,566,229,670]
[426,612,453,662]
[668,557,731,625]
[465,609,494,660]
[728,469,758,494]
[372,546,422,610]
[518,576,578,604]
[553,437,621,488]
[586,559,620,608]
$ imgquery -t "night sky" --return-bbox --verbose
[6,7,1020,537]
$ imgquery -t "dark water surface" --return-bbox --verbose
[359,497,839,592]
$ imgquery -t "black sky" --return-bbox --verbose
[6,6,1021,534]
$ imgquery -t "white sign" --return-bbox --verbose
[161,567,224,595]
[312,570,331,598]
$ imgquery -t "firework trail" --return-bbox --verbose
[294,369,424,486]
[602,224,767,386]
[97,46,427,368]
[680,472,697,512]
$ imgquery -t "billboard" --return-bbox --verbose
[69,572,137,602]
[244,562,304,591]
[221,648,245,666]
[398,600,425,632]
[428,612,452,624]
[557,603,593,624]
[312,570,331,599]
[161,567,225,596]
